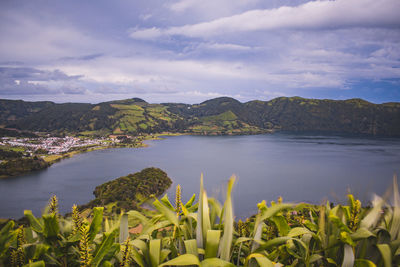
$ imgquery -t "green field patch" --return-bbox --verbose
[201,110,237,122]
[113,127,122,134]
[138,123,148,130]
[110,104,144,111]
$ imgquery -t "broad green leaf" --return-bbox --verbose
[310,254,323,263]
[208,197,222,227]
[271,215,290,236]
[33,244,50,260]
[360,195,384,229]
[287,227,312,237]
[205,230,221,258]
[153,198,179,227]
[196,174,211,249]
[142,219,172,235]
[390,175,400,240]
[350,227,375,241]
[0,220,14,237]
[92,231,116,267]
[159,254,201,266]
[304,220,318,232]
[234,237,252,246]
[340,232,356,247]
[24,210,43,233]
[201,191,212,240]
[376,244,391,267]
[89,207,104,242]
[291,238,309,260]
[318,205,327,247]
[161,194,175,210]
[182,203,189,216]
[42,214,59,238]
[327,258,337,265]
[251,219,263,252]
[22,261,45,267]
[219,176,235,261]
[185,193,196,208]
[149,239,161,267]
[330,215,351,233]
[196,174,205,248]
[128,210,149,225]
[245,253,274,267]
[354,259,377,267]
[185,239,199,256]
[119,213,129,243]
[256,237,291,251]
[342,244,354,267]
[102,261,113,267]
[131,247,145,267]
[259,203,293,222]
[132,239,148,254]
[201,258,235,267]
[0,220,15,254]
[161,249,171,263]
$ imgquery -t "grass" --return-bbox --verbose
[0,145,26,152]
[43,154,64,162]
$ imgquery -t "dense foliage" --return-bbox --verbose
[87,168,172,211]
[0,157,49,177]
[0,174,399,266]
[0,128,38,138]
[1,96,400,136]
[0,148,23,160]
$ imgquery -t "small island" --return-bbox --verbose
[81,167,173,212]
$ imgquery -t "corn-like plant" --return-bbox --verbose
[49,195,59,216]
[1,174,400,266]
[71,204,83,236]
[79,224,92,266]
[120,237,131,267]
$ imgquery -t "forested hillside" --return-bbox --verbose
[1,96,400,136]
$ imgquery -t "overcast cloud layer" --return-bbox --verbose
[0,0,399,103]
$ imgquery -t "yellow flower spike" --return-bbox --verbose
[120,237,131,267]
[79,225,92,267]
[175,184,182,216]
[49,195,59,215]
[72,204,83,236]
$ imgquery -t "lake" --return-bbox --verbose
[1,133,400,219]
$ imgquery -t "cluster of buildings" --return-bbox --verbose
[0,136,109,154]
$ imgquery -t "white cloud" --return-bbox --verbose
[168,0,198,13]
[139,13,152,21]
[129,27,163,40]
[2,0,400,103]
[166,0,261,19]
[201,43,252,51]
[0,13,123,63]
[132,0,400,39]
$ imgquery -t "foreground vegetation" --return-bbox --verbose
[0,174,399,266]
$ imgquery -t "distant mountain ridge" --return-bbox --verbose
[1,96,400,137]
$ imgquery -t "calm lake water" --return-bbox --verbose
[1,134,400,219]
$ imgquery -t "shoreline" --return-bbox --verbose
[0,130,272,179]
[0,132,188,179]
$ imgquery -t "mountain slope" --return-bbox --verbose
[1,96,400,137]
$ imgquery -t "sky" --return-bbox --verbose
[0,0,400,104]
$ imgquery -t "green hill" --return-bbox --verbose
[1,96,400,136]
